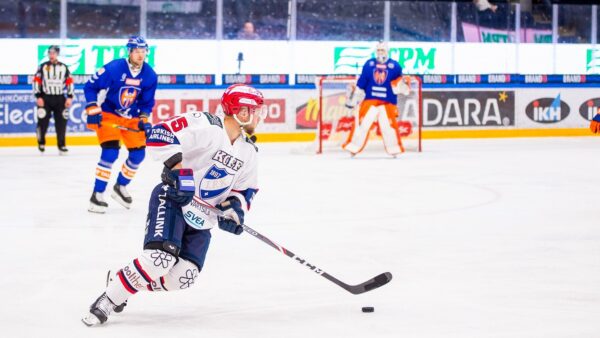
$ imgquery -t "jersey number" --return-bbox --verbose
[167,116,189,132]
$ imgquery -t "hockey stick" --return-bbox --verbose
[110,124,143,133]
[193,196,393,295]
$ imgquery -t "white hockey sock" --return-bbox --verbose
[106,249,176,305]
[147,258,200,292]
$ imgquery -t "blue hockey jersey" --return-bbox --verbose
[356,58,403,105]
[84,59,157,118]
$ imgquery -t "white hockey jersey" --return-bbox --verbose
[146,111,258,230]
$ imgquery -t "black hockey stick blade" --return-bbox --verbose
[191,199,394,295]
[342,272,393,295]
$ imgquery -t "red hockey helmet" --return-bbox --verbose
[221,84,265,117]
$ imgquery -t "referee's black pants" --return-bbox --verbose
[36,95,67,148]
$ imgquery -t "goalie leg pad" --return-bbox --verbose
[342,101,380,154]
[106,249,176,305]
[379,103,404,155]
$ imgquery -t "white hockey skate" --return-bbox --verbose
[81,292,116,327]
[111,184,132,209]
[88,192,108,213]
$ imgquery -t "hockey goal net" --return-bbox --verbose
[315,75,422,154]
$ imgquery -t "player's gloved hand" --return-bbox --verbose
[138,116,152,138]
[85,104,102,130]
[344,83,357,109]
[590,113,600,134]
[161,167,195,206]
[216,197,244,235]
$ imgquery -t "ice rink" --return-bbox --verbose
[1,137,599,338]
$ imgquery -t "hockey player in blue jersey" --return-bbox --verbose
[342,41,410,156]
[84,36,158,213]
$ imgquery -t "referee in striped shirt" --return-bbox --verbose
[33,45,74,154]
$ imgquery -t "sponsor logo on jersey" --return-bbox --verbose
[200,165,234,199]
[154,186,168,238]
[184,211,206,228]
[525,95,570,123]
[125,78,141,86]
[119,86,139,108]
[373,68,388,85]
[182,198,215,229]
[579,98,600,121]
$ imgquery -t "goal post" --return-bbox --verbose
[315,75,422,154]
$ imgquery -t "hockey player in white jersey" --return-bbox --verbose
[82,84,264,326]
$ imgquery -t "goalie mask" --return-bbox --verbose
[221,84,266,126]
[376,41,389,64]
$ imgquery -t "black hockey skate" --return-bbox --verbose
[88,192,108,214]
[81,292,116,327]
[111,184,132,209]
[58,146,68,156]
[37,144,45,153]
[106,270,127,313]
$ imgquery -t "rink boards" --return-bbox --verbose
[0,84,595,146]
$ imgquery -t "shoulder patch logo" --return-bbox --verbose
[203,112,223,128]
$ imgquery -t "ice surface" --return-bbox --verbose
[1,137,599,338]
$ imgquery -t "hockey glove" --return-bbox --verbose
[161,167,195,206]
[216,197,244,235]
[85,104,102,130]
[344,83,357,109]
[590,113,600,134]
[138,116,152,138]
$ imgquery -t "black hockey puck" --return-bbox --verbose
[361,306,374,313]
